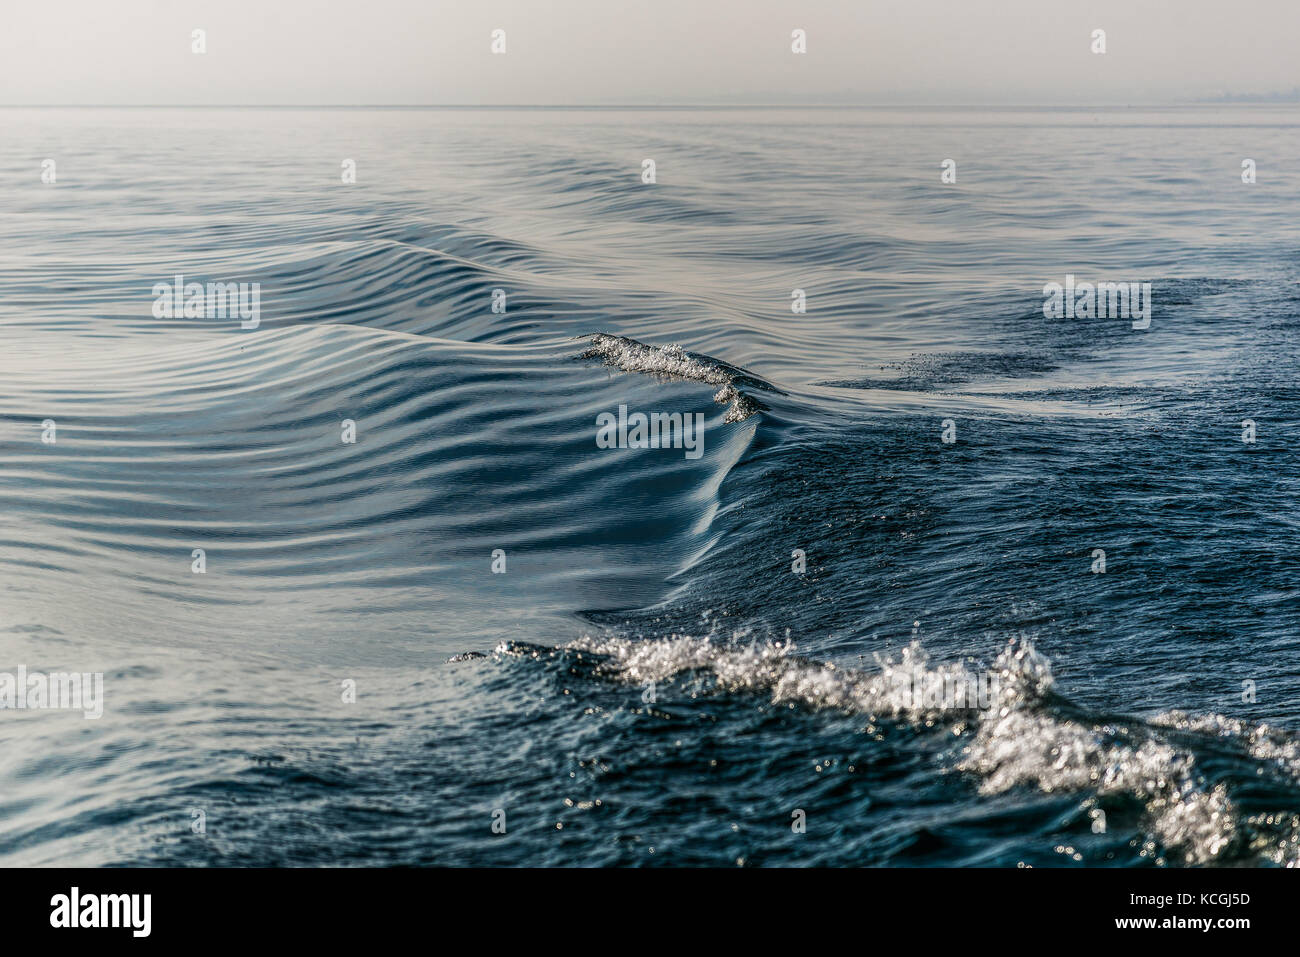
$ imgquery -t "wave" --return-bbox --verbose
[5,106,1300,867]
[484,633,1300,867]
[578,333,782,422]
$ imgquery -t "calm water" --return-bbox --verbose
[3,106,1300,866]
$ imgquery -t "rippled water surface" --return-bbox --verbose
[3,107,1300,866]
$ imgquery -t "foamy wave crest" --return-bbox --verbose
[560,633,995,719]
[577,333,780,423]
[495,633,1300,866]
[958,644,1236,865]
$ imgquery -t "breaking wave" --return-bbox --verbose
[578,333,781,422]
[483,634,1300,867]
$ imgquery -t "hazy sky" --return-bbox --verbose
[2,0,1297,105]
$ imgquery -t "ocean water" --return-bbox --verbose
[3,106,1300,866]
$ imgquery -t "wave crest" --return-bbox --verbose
[578,333,780,423]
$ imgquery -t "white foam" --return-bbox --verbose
[557,631,1263,865]
[579,334,769,422]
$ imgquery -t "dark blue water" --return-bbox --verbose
[3,107,1300,866]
